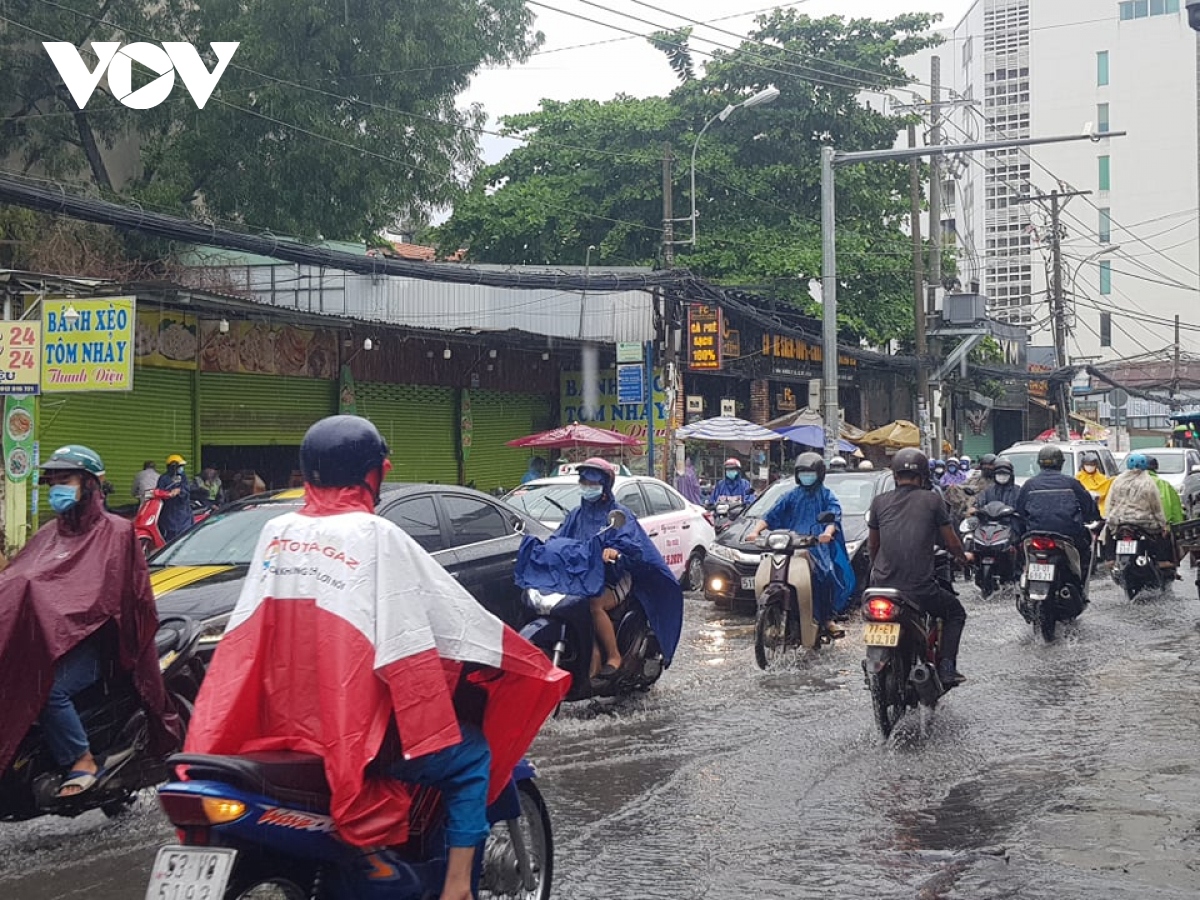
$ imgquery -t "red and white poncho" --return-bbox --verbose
[185,509,569,847]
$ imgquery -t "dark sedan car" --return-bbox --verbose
[151,484,550,657]
[701,470,895,609]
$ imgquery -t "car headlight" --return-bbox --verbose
[526,589,566,614]
[198,613,231,647]
[707,543,738,563]
[845,540,863,557]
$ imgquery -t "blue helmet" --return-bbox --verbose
[301,415,389,487]
[933,459,946,470]
[1126,452,1149,471]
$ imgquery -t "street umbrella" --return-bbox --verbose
[777,424,858,453]
[676,415,783,442]
[856,419,921,449]
[506,422,643,449]
[1035,428,1082,441]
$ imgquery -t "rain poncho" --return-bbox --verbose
[760,484,856,616]
[0,490,181,774]
[514,494,683,665]
[712,474,755,505]
[155,469,192,541]
[674,461,704,505]
[940,465,966,487]
[1148,472,1184,525]
[1106,470,1167,531]
[1076,468,1113,517]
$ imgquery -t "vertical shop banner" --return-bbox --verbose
[687,304,723,371]
[339,364,359,415]
[41,296,136,392]
[460,389,474,463]
[0,321,42,394]
[3,396,35,482]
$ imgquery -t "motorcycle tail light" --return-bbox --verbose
[864,597,899,621]
[1029,536,1057,552]
[159,792,246,826]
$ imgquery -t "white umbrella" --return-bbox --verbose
[676,415,783,442]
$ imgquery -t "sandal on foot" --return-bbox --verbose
[56,768,101,799]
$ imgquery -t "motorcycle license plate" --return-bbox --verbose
[1116,540,1139,556]
[740,576,756,590]
[1027,563,1056,581]
[863,622,901,647]
[145,846,236,900]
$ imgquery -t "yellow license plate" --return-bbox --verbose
[863,622,901,647]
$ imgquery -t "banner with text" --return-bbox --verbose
[41,296,135,392]
[687,304,723,371]
[561,369,668,448]
[0,321,42,394]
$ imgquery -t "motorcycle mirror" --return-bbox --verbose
[817,511,837,525]
[607,510,627,529]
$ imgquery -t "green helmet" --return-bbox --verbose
[39,444,105,483]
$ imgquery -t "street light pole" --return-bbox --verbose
[819,129,1126,463]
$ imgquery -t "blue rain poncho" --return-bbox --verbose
[760,484,857,616]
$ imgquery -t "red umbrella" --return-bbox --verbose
[506,422,643,449]
[1035,428,1082,441]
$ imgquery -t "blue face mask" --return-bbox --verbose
[798,472,818,487]
[725,470,739,480]
[580,485,603,502]
[49,484,80,513]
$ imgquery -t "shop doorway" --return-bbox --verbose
[200,444,304,501]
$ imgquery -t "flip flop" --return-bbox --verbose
[56,768,101,799]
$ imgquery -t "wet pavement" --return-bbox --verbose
[4,572,1200,899]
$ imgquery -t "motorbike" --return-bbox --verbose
[135,497,215,556]
[860,551,959,738]
[519,512,667,702]
[752,512,843,669]
[1017,526,1099,641]
[708,499,748,535]
[1112,524,1174,601]
[959,501,1020,598]
[0,616,204,821]
[150,754,551,900]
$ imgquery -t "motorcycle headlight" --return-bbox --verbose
[766,532,791,552]
[526,589,566,614]
[707,543,738,563]
[198,613,231,648]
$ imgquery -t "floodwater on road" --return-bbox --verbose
[3,572,1200,899]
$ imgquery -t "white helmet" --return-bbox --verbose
[857,460,874,470]
[829,456,848,471]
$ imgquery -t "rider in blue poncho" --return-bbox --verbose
[746,453,856,632]
[515,458,683,680]
[711,457,756,505]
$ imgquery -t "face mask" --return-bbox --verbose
[798,472,818,487]
[725,470,739,480]
[49,484,80,513]
[1083,465,1097,473]
[580,486,603,502]
[995,473,1012,485]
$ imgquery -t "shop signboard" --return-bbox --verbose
[0,321,42,394]
[3,395,35,482]
[41,296,135,392]
[617,364,645,404]
[198,320,338,379]
[134,309,198,369]
[560,369,668,448]
[687,305,723,370]
[616,342,643,364]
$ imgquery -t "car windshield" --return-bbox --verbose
[1005,450,1075,478]
[503,483,583,524]
[150,502,300,567]
[1152,454,1186,474]
[743,476,877,518]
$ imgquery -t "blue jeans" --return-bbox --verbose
[386,724,491,848]
[39,641,102,767]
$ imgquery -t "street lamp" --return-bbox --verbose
[683,86,780,246]
[1069,244,1121,295]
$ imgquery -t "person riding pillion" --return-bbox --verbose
[1014,445,1101,584]
[746,453,857,635]
[713,457,755,505]
[867,448,973,686]
[1076,450,1113,517]
[1146,456,1185,526]
[1106,453,1173,566]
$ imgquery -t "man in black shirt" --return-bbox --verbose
[868,447,973,685]
[1014,445,1100,585]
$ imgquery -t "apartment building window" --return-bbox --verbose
[1099,207,1112,243]
[1097,103,1110,133]
[1119,0,1179,17]
[1100,260,1113,295]
[1099,155,1111,191]
[1097,51,1109,86]
[1100,313,1112,347]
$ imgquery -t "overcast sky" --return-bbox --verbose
[461,0,971,160]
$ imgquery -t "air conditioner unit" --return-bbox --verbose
[943,292,988,324]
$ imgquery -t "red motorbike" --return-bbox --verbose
[134,496,214,556]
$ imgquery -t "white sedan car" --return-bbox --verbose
[503,474,716,589]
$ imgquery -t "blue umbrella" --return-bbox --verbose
[778,424,857,453]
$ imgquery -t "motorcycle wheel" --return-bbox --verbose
[479,781,553,900]
[1036,605,1056,642]
[976,571,995,599]
[224,868,312,900]
[753,604,790,670]
[868,668,902,738]
[101,794,135,819]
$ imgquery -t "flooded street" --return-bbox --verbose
[4,574,1200,898]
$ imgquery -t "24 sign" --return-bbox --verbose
[0,322,42,395]
[43,41,239,110]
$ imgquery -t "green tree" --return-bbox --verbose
[436,10,941,344]
[0,0,540,238]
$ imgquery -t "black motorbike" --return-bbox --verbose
[708,499,748,535]
[519,512,666,702]
[1112,524,1174,602]
[861,552,959,738]
[960,501,1020,598]
[0,616,204,821]
[1018,532,1091,641]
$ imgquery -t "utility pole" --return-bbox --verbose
[662,144,677,482]
[1172,313,1182,400]
[928,56,944,456]
[1041,188,1091,440]
[908,124,930,456]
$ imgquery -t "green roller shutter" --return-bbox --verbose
[39,365,195,505]
[465,390,552,493]
[355,382,458,486]
[962,427,994,461]
[199,373,336,444]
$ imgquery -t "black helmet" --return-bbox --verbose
[1146,455,1159,472]
[794,452,826,485]
[979,453,997,476]
[993,456,1014,477]
[1037,445,1064,470]
[891,447,929,480]
[1081,450,1100,467]
[300,415,389,488]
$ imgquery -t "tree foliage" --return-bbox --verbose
[435,10,941,344]
[0,0,541,238]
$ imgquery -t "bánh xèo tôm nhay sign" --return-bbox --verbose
[687,304,723,370]
[41,297,136,392]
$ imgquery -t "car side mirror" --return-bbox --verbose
[607,510,627,530]
[818,511,836,525]
[511,517,525,534]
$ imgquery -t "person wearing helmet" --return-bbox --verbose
[154,453,192,543]
[1075,450,1113,517]
[0,445,181,800]
[981,457,1020,510]
[1015,445,1101,582]
[857,459,875,471]
[960,455,973,472]
[941,457,965,488]
[186,416,568,900]
[713,457,755,506]
[932,459,948,483]
[868,448,972,684]
[828,456,849,472]
[1105,453,1172,567]
[746,453,856,635]
[965,453,997,495]
[1145,456,1185,526]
